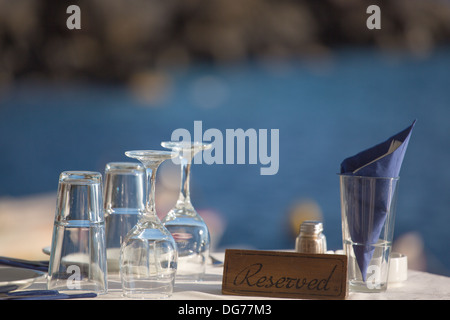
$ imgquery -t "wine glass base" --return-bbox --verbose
[122,290,173,299]
[175,273,205,282]
[121,279,175,299]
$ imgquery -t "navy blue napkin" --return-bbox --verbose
[2,289,97,300]
[340,120,415,281]
[0,257,49,272]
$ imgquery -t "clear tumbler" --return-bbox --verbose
[47,171,108,294]
[104,162,145,274]
[340,174,399,292]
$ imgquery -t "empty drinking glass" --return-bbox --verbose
[161,141,211,281]
[104,162,145,274]
[47,171,108,294]
[120,150,177,299]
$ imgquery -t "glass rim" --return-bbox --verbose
[59,171,102,184]
[338,173,400,181]
[105,162,145,172]
[125,150,176,159]
[161,141,212,151]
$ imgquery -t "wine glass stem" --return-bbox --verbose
[177,156,192,206]
[144,166,157,217]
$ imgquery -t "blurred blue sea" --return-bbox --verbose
[1,48,450,276]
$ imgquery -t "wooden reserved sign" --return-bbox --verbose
[222,249,348,300]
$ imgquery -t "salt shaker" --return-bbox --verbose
[295,221,327,254]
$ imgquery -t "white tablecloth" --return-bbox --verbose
[27,252,450,300]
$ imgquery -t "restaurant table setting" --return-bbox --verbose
[1,251,450,300]
[1,125,450,300]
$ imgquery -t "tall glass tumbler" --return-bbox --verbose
[104,162,145,274]
[47,171,108,294]
[340,175,399,293]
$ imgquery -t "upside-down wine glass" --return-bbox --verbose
[120,150,177,299]
[161,141,212,282]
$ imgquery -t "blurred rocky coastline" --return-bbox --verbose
[1,0,450,84]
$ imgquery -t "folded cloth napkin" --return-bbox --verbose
[340,120,415,281]
[0,257,49,272]
[340,120,415,177]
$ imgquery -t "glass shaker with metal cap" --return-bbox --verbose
[295,220,327,254]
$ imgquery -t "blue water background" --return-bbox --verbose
[1,48,450,276]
